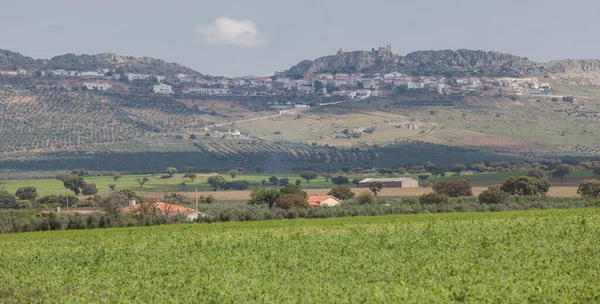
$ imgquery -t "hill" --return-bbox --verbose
[0,49,201,77]
[284,46,600,84]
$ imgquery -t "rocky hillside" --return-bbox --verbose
[284,46,600,81]
[0,49,200,76]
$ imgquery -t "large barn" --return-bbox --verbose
[358,177,419,188]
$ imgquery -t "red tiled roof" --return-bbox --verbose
[307,195,339,207]
[122,202,199,216]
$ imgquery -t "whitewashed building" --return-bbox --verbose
[153,84,174,94]
[83,82,112,91]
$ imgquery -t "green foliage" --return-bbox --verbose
[527,168,547,179]
[327,186,355,200]
[15,186,37,200]
[577,179,600,198]
[60,175,86,195]
[207,175,227,191]
[248,187,280,209]
[164,192,189,206]
[165,167,178,177]
[330,175,349,185]
[418,193,449,205]
[222,180,251,191]
[184,173,197,182]
[432,179,473,197]
[81,183,98,196]
[356,191,376,205]
[135,177,150,188]
[71,168,89,177]
[552,164,572,183]
[501,176,551,196]
[228,170,238,179]
[98,192,128,215]
[275,194,308,210]
[279,184,307,199]
[268,176,279,185]
[300,171,318,183]
[0,190,18,209]
[368,182,384,197]
[478,185,509,204]
[109,171,122,182]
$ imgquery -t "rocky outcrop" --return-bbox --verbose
[284,46,600,79]
[0,49,200,76]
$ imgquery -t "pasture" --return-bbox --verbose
[0,170,593,198]
[0,209,598,302]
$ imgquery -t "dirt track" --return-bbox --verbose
[138,186,579,202]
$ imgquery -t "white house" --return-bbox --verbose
[126,73,150,81]
[156,76,166,83]
[356,89,372,99]
[83,82,112,91]
[153,84,173,94]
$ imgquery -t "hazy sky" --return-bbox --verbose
[1,0,598,76]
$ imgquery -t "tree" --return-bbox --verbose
[478,185,509,204]
[109,171,122,182]
[418,175,430,184]
[552,164,572,183]
[501,176,551,196]
[300,171,318,183]
[275,194,308,210]
[331,175,349,185]
[328,186,355,200]
[527,168,547,180]
[448,164,466,175]
[98,192,128,215]
[248,187,280,209]
[313,80,324,93]
[164,193,188,215]
[356,191,376,205]
[577,179,600,198]
[165,167,178,177]
[71,168,89,176]
[82,183,98,195]
[269,176,279,185]
[117,189,144,205]
[207,175,227,191]
[108,184,116,191]
[419,193,449,205]
[184,166,196,174]
[352,179,360,187]
[432,179,473,197]
[228,170,238,179]
[184,173,197,182]
[62,175,87,195]
[368,182,384,197]
[278,178,290,186]
[135,177,150,188]
[0,190,18,209]
[255,167,265,174]
[279,184,307,198]
[295,179,302,186]
[593,166,600,179]
[15,186,37,200]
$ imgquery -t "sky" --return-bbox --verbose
[1,0,599,76]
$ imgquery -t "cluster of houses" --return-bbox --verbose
[0,65,553,98]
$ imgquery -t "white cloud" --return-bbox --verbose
[195,17,267,47]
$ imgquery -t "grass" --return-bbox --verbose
[1,170,594,197]
[0,209,599,302]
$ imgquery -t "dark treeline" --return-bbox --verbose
[1,196,598,234]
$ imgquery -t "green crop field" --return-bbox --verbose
[0,209,598,302]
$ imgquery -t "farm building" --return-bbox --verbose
[122,202,206,221]
[307,195,342,207]
[358,177,419,188]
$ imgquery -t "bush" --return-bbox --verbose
[577,179,600,198]
[356,191,376,205]
[15,186,37,200]
[527,168,547,179]
[432,179,473,197]
[501,176,551,196]
[82,183,98,195]
[328,186,355,200]
[418,193,449,205]
[0,190,19,209]
[275,194,308,210]
[478,185,509,204]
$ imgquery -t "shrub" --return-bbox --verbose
[577,179,600,198]
[82,183,98,195]
[15,186,37,200]
[328,186,355,200]
[527,168,547,179]
[356,191,376,205]
[501,176,551,196]
[478,185,509,204]
[418,193,449,205]
[0,190,19,209]
[432,179,473,197]
[275,194,308,210]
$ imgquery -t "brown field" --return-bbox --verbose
[139,186,580,202]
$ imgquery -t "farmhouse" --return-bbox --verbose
[83,81,112,91]
[123,202,205,221]
[307,195,342,207]
[153,84,173,94]
[358,177,419,188]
